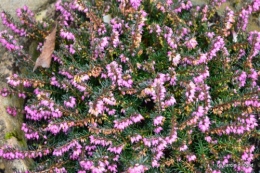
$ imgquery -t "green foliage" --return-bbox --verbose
[0,0,259,173]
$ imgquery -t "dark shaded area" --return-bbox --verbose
[249,136,260,173]
[163,148,173,159]
[249,112,260,173]
[139,99,155,112]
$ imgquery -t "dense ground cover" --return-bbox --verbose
[0,0,259,172]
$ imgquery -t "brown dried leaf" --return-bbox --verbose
[33,22,57,72]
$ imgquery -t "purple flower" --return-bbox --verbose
[80,160,93,170]
[130,113,144,123]
[50,76,61,87]
[6,106,17,116]
[211,0,226,7]
[130,0,142,10]
[168,52,181,66]
[88,100,104,116]
[153,116,164,126]
[1,12,27,36]
[18,92,26,99]
[198,116,211,133]
[23,80,32,87]
[64,96,76,108]
[152,159,160,168]
[108,145,124,154]
[114,118,133,130]
[60,29,75,41]
[185,38,198,49]
[234,70,247,87]
[154,126,163,134]
[127,164,148,173]
[6,74,21,87]
[186,154,196,162]
[0,88,10,97]
[108,164,117,173]
[130,134,142,143]
[180,144,188,151]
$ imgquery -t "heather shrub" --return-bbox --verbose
[0,0,259,172]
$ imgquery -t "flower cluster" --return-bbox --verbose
[0,0,259,172]
[21,123,39,140]
[1,12,27,36]
[5,106,17,116]
[0,31,23,51]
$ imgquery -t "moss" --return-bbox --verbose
[5,129,27,148]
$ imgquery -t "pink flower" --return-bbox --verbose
[152,159,160,168]
[212,170,221,173]
[198,116,211,133]
[130,0,142,10]
[114,119,133,130]
[0,88,10,97]
[80,160,93,170]
[6,74,20,87]
[88,101,105,116]
[130,113,144,123]
[186,154,196,162]
[60,29,75,41]
[120,54,129,63]
[205,136,212,143]
[180,144,188,151]
[127,164,148,173]
[54,167,67,173]
[6,106,17,116]
[153,116,164,126]
[64,97,76,108]
[154,126,163,134]
[237,71,247,87]
[130,134,142,143]
[206,32,215,39]
[168,52,181,66]
[163,96,176,108]
[186,38,198,49]
[108,164,117,173]
[108,145,124,154]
